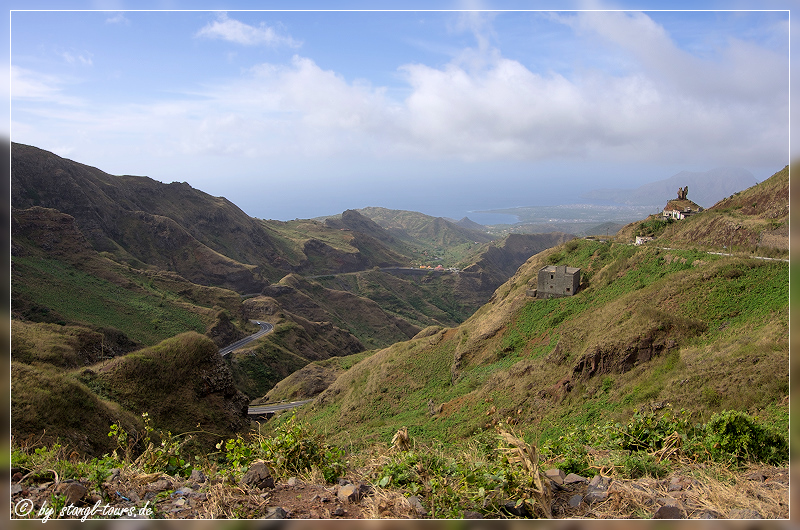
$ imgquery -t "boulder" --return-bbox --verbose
[63,483,87,505]
[653,505,685,519]
[189,469,206,484]
[728,508,763,519]
[241,461,275,490]
[564,473,588,484]
[265,507,287,519]
[569,494,583,508]
[545,468,565,485]
[584,475,611,504]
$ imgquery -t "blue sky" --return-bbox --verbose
[7,2,793,220]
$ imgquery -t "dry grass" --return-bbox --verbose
[201,482,266,519]
[590,460,789,519]
[361,487,419,519]
[498,426,553,519]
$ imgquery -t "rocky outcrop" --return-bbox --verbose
[572,334,679,380]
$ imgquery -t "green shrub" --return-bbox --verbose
[702,410,788,465]
[220,413,346,483]
[616,452,670,479]
[607,408,699,453]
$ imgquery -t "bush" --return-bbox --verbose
[607,408,699,453]
[219,413,346,483]
[702,410,788,465]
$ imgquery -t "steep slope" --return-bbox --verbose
[11,206,243,347]
[12,332,251,457]
[11,143,418,290]
[79,332,250,451]
[303,239,787,448]
[315,268,490,329]
[11,143,277,290]
[228,298,367,400]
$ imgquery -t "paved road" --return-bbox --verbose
[650,245,789,263]
[219,320,273,357]
[248,399,314,416]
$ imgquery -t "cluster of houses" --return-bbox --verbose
[418,264,460,273]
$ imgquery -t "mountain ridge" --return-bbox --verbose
[581,167,759,208]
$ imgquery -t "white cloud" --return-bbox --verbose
[61,51,93,66]
[10,66,84,106]
[195,12,301,48]
[105,12,129,25]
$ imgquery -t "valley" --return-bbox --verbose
[9,143,789,520]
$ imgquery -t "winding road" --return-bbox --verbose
[219,320,274,357]
[216,320,313,417]
[247,400,314,417]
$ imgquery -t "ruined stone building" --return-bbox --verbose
[537,265,581,299]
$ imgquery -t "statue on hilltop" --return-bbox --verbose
[677,186,688,200]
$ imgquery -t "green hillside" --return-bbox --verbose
[301,240,788,447]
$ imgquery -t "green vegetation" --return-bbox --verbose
[219,413,346,483]
[299,239,787,467]
[315,269,481,330]
[12,256,207,346]
[634,217,674,238]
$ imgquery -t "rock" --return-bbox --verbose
[332,506,346,516]
[564,473,588,484]
[746,472,765,482]
[503,500,530,517]
[698,510,721,519]
[265,507,288,519]
[407,495,427,517]
[653,505,685,519]
[63,483,87,505]
[337,483,361,503]
[584,475,611,504]
[657,496,683,509]
[569,494,583,508]
[728,508,763,519]
[145,479,172,493]
[241,461,275,490]
[10,483,22,495]
[189,469,206,484]
[463,511,483,518]
[545,468,565,485]
[287,477,297,486]
[12,472,23,482]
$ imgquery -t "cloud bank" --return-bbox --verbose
[11,11,789,176]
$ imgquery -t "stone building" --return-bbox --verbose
[537,265,581,299]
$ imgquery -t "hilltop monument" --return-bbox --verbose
[663,186,702,220]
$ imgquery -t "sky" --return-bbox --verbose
[7,2,793,221]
